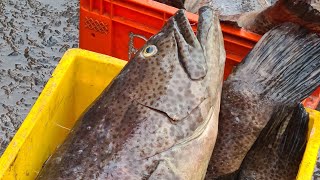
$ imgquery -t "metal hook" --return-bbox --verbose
[128,32,148,60]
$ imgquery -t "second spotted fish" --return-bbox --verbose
[205,23,320,179]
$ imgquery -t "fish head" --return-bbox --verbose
[129,7,225,83]
[131,9,207,80]
[122,7,225,121]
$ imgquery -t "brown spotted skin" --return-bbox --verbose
[205,80,274,178]
[238,0,320,34]
[37,7,226,180]
[238,146,300,180]
[238,104,309,180]
[205,23,320,179]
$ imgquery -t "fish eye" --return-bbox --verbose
[143,45,158,57]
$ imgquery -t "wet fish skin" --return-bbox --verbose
[154,0,270,15]
[183,0,214,14]
[313,0,320,11]
[238,103,309,180]
[205,23,320,179]
[237,0,320,34]
[154,0,185,9]
[154,0,320,35]
[37,7,226,180]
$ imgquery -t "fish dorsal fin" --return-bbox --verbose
[230,23,320,104]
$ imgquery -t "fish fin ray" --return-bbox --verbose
[230,23,320,104]
[279,103,309,161]
[245,103,308,163]
[248,105,293,152]
[237,104,307,180]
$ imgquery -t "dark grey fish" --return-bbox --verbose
[154,0,271,15]
[37,7,226,180]
[237,0,320,34]
[237,103,309,180]
[154,0,320,35]
[205,23,320,179]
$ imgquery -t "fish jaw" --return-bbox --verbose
[120,7,226,179]
[148,7,226,179]
[197,6,226,99]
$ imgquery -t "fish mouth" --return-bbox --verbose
[156,9,198,47]
[172,9,199,46]
[163,9,209,80]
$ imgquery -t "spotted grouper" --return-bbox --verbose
[237,103,309,180]
[37,7,226,180]
[205,23,320,179]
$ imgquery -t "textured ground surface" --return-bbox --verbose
[0,0,79,155]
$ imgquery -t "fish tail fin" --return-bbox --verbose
[238,104,309,179]
[249,103,309,159]
[230,23,320,104]
[254,103,309,162]
[249,105,293,151]
[279,103,309,161]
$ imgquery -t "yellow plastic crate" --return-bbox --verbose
[0,48,318,180]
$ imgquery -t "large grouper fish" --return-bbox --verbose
[205,23,320,179]
[37,6,226,180]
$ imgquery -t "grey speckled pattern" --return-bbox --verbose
[37,7,226,180]
[238,104,309,180]
[206,23,320,179]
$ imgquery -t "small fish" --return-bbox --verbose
[205,23,320,179]
[237,0,320,34]
[237,103,309,180]
[37,7,226,180]
[155,0,271,16]
[154,0,320,35]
